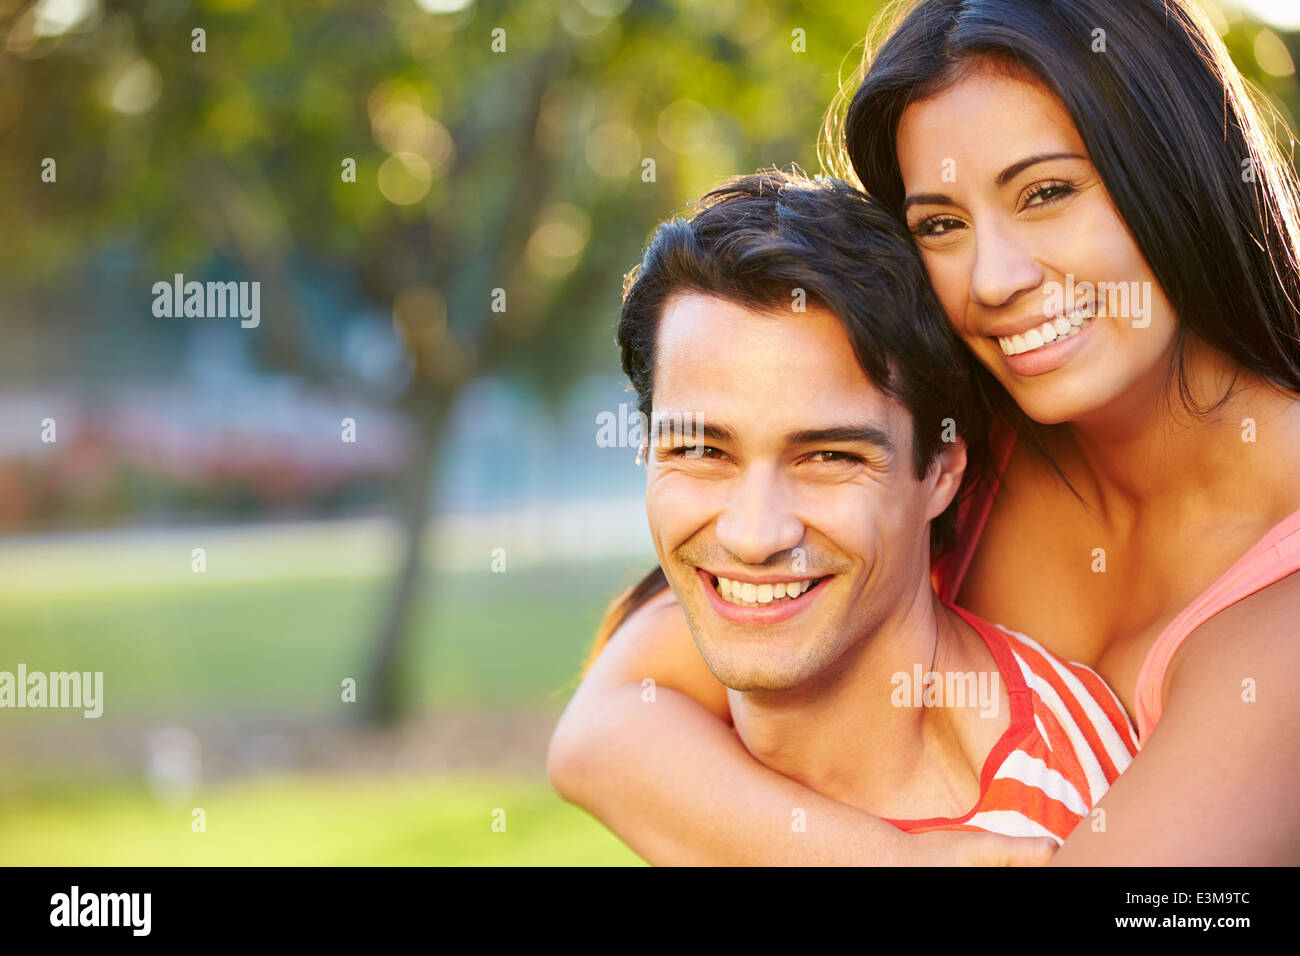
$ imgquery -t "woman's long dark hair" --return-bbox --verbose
[825,0,1300,449]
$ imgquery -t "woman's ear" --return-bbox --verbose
[924,434,967,524]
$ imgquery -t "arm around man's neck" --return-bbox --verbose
[547,591,1053,866]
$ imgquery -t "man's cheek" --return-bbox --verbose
[653,477,719,525]
[646,497,699,568]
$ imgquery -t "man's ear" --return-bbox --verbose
[923,434,967,524]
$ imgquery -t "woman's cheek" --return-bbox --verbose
[921,252,971,335]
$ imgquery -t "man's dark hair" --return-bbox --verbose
[586,169,988,667]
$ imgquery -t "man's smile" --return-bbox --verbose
[694,567,831,626]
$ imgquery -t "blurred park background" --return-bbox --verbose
[0,0,1298,865]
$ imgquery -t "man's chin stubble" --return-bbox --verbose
[694,632,840,694]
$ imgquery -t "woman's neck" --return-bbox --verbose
[1052,337,1300,525]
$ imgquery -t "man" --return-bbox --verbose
[552,170,1136,849]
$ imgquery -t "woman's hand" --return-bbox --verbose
[911,830,1057,867]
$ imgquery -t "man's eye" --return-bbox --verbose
[808,450,864,465]
[671,445,724,459]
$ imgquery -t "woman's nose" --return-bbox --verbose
[969,218,1044,310]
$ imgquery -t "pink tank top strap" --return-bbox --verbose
[1133,507,1300,743]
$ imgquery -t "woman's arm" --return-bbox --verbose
[1052,572,1300,865]
[548,590,1055,865]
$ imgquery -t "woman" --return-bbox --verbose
[548,0,1300,864]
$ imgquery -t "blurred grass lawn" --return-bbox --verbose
[0,523,655,865]
[0,774,642,866]
[0,546,646,714]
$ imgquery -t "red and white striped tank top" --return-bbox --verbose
[884,604,1138,845]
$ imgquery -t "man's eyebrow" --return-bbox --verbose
[901,152,1087,213]
[651,420,893,454]
[651,418,735,444]
[784,424,895,455]
[694,421,734,443]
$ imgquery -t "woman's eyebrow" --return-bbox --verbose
[902,191,953,215]
[995,151,1086,186]
[903,152,1089,213]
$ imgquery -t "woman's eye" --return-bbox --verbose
[912,215,964,238]
[1023,182,1075,208]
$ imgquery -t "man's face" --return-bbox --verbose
[645,292,962,693]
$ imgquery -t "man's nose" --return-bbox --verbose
[969,216,1044,310]
[714,465,805,566]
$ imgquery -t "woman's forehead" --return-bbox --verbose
[897,66,1084,172]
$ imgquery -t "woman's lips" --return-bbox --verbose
[993,311,1098,377]
[696,567,829,626]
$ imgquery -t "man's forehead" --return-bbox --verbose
[656,290,829,346]
[653,291,903,429]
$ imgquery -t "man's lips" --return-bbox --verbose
[694,567,829,626]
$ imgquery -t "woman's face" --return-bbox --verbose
[895,63,1178,428]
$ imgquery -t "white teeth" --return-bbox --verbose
[996,312,1092,356]
[714,576,818,607]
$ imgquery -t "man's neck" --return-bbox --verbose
[727,586,1005,820]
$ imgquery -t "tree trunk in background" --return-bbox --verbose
[363,52,562,725]
[365,385,452,725]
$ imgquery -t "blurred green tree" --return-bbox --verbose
[0,0,1295,722]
